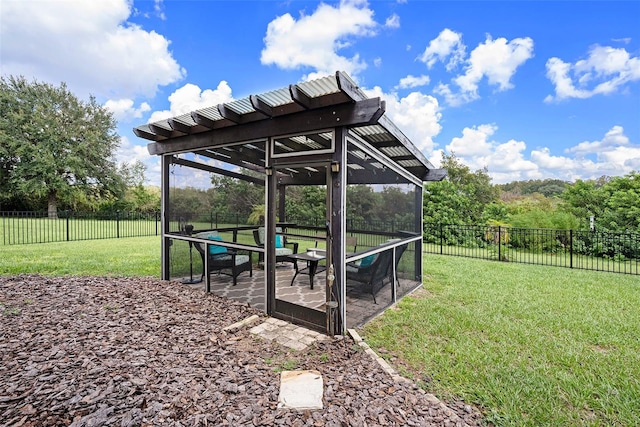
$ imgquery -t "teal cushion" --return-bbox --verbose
[359,254,376,267]
[275,234,284,248]
[275,247,293,256]
[207,235,227,255]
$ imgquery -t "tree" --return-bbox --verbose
[0,76,123,217]
[424,154,499,224]
[599,172,640,232]
[561,179,607,227]
[210,175,263,219]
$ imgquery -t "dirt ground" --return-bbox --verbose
[0,275,483,426]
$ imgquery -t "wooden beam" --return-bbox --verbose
[335,70,365,102]
[134,127,160,141]
[168,119,193,134]
[191,111,218,129]
[423,168,447,181]
[173,157,265,185]
[378,115,436,170]
[218,104,243,124]
[194,145,265,169]
[289,84,313,109]
[148,97,385,156]
[149,124,173,138]
[250,94,274,117]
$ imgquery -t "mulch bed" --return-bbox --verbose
[0,275,483,426]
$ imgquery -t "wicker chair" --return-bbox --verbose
[253,227,299,268]
[346,249,394,304]
[193,231,252,286]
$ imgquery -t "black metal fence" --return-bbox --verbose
[1,210,160,245]
[5,211,639,276]
[288,216,417,249]
[424,223,640,275]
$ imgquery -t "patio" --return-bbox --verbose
[179,263,403,329]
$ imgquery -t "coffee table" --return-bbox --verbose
[288,250,326,290]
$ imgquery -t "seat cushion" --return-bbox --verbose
[275,247,293,256]
[359,254,376,267]
[213,254,250,266]
[346,264,360,274]
[195,231,220,240]
[257,227,284,245]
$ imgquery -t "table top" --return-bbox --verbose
[288,250,326,261]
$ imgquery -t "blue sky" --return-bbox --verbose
[2,0,639,185]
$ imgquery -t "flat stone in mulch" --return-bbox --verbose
[0,275,484,426]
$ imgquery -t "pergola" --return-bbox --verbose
[134,71,445,334]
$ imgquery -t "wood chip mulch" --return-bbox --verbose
[0,275,483,426]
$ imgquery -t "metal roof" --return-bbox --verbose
[134,71,445,182]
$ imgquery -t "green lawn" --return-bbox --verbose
[0,236,161,276]
[361,255,640,427]
[2,239,638,425]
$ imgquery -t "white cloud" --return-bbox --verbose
[373,57,383,67]
[148,81,234,123]
[105,99,151,122]
[260,0,378,78]
[447,124,497,156]
[396,74,430,89]
[0,0,185,100]
[154,0,166,21]
[418,28,465,71]
[436,35,534,106]
[447,124,639,183]
[385,13,400,29]
[446,124,539,182]
[365,87,442,153]
[545,45,640,102]
[565,125,629,156]
[557,126,640,177]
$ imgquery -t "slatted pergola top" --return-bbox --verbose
[134,71,445,183]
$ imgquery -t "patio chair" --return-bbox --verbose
[393,243,408,286]
[193,231,252,286]
[346,249,394,304]
[346,236,358,253]
[316,234,357,253]
[253,227,299,268]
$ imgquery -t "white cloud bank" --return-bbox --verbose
[545,45,640,102]
[260,0,379,80]
[444,124,640,183]
[0,0,185,101]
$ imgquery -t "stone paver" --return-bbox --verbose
[245,317,328,351]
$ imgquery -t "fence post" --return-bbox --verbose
[155,211,159,236]
[66,211,70,241]
[116,210,120,238]
[439,223,443,255]
[498,226,502,261]
[570,229,573,269]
